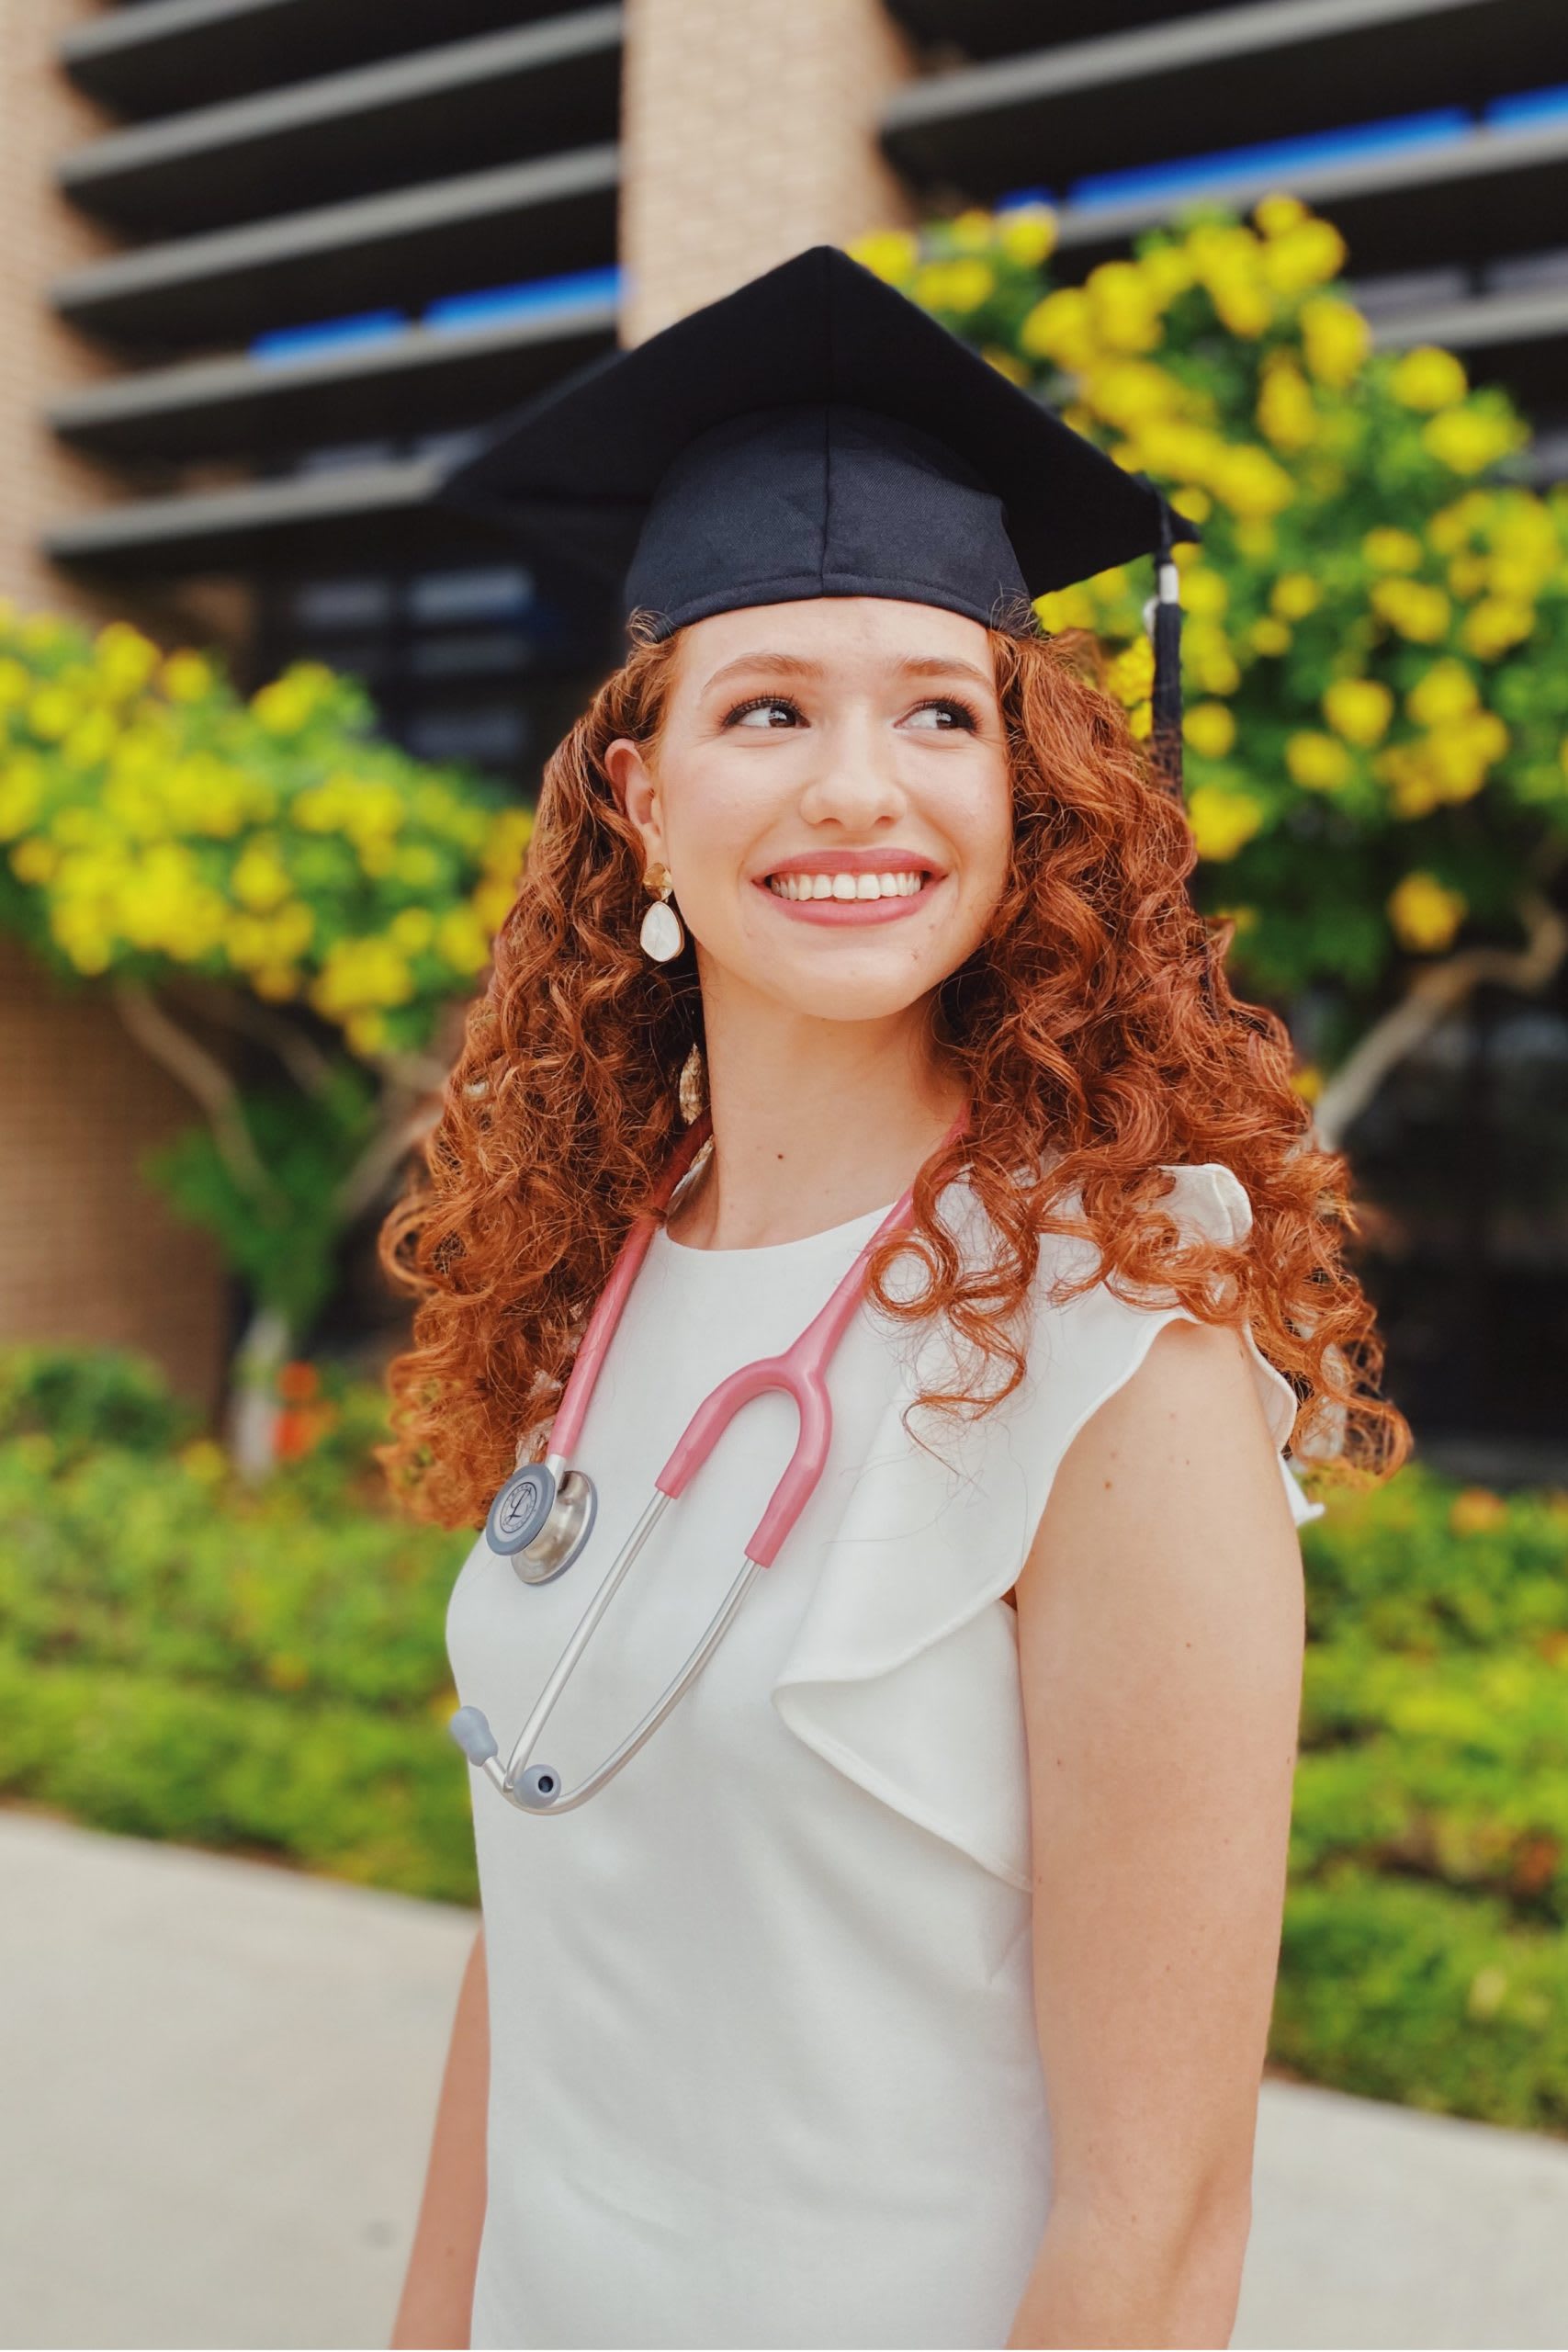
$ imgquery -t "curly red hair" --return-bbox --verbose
[375,620,1408,1527]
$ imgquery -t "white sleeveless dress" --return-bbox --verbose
[446,1165,1318,2351]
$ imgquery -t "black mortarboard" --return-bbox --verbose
[435,243,1196,789]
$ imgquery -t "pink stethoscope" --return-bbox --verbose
[449,1102,969,1814]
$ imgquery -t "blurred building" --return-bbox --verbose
[4,0,1567,1451]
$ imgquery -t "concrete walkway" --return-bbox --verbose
[2,1807,1565,2349]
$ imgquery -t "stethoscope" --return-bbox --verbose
[449,1103,969,1815]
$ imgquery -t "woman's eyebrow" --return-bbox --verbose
[701,651,823,694]
[698,649,998,695]
[895,655,997,690]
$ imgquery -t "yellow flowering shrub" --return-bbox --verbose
[854,194,1568,1018]
[0,606,525,1057]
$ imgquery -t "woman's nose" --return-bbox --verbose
[795,716,905,825]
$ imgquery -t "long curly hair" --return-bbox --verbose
[375,616,1408,1528]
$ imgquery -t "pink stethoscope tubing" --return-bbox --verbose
[450,1102,969,1815]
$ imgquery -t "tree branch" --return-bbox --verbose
[1315,893,1568,1150]
[111,979,273,1200]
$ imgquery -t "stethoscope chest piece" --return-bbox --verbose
[485,1461,598,1584]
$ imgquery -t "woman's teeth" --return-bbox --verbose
[766,870,929,901]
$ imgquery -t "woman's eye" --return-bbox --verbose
[903,698,979,732]
[725,695,803,729]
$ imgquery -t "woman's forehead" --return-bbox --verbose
[673,597,998,689]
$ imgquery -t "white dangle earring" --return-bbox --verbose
[639,863,685,962]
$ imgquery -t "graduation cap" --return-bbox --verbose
[434,243,1197,792]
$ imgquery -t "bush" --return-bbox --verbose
[2,1347,1565,2125]
[0,1344,477,1903]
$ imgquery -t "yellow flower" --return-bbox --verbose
[1422,406,1521,475]
[1084,260,1164,353]
[1291,1062,1324,1103]
[848,230,919,287]
[1286,731,1353,792]
[160,650,213,703]
[913,257,994,315]
[1187,784,1266,862]
[1390,345,1468,413]
[1461,596,1534,660]
[1020,288,1097,371]
[0,756,45,837]
[1253,193,1307,238]
[1299,296,1370,390]
[481,808,536,884]
[252,675,313,734]
[1210,444,1295,519]
[1257,359,1317,452]
[1362,526,1424,573]
[9,835,59,883]
[231,839,292,910]
[1389,871,1466,953]
[390,906,435,952]
[1249,616,1292,657]
[1034,584,1098,633]
[1208,267,1274,338]
[1106,635,1155,706]
[178,1437,229,1485]
[1182,566,1229,618]
[1259,216,1346,294]
[311,936,416,1017]
[27,685,78,741]
[436,905,492,976]
[998,202,1057,266]
[344,1011,389,1058]
[1271,571,1322,620]
[62,711,117,771]
[1424,711,1506,802]
[948,209,995,252]
[1324,677,1393,746]
[1183,701,1236,758]
[1086,359,1181,430]
[1371,578,1451,643]
[94,621,161,699]
[1233,517,1279,562]
[1170,483,1212,524]
[1405,659,1478,729]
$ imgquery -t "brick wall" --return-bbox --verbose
[620,0,918,344]
[0,1,231,1417]
[0,937,231,1415]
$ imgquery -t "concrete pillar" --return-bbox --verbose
[619,0,918,344]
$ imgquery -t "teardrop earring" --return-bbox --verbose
[639,863,685,962]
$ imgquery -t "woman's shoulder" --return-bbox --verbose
[945,1155,1322,1531]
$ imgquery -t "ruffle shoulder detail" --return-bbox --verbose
[771,1164,1320,1894]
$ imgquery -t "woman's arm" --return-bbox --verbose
[1007,1319,1306,2351]
[391,1923,491,2350]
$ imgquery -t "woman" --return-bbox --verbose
[379,249,1405,2350]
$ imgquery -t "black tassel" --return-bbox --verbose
[1149,498,1187,801]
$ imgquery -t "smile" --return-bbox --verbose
[754,865,943,926]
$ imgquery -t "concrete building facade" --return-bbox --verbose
[5,0,1568,1432]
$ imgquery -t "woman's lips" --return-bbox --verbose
[751,865,944,926]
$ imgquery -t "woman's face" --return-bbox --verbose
[605,597,1013,1026]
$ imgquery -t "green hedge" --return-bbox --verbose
[2,1345,1565,2130]
[0,1344,477,1902]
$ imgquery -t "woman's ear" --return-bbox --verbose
[604,736,665,865]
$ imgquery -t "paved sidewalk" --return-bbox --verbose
[2,1806,1566,2349]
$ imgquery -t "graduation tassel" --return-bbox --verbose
[1147,498,1188,800]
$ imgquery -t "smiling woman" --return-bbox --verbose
[376,247,1406,2352]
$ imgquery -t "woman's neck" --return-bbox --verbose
[668,991,966,1252]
